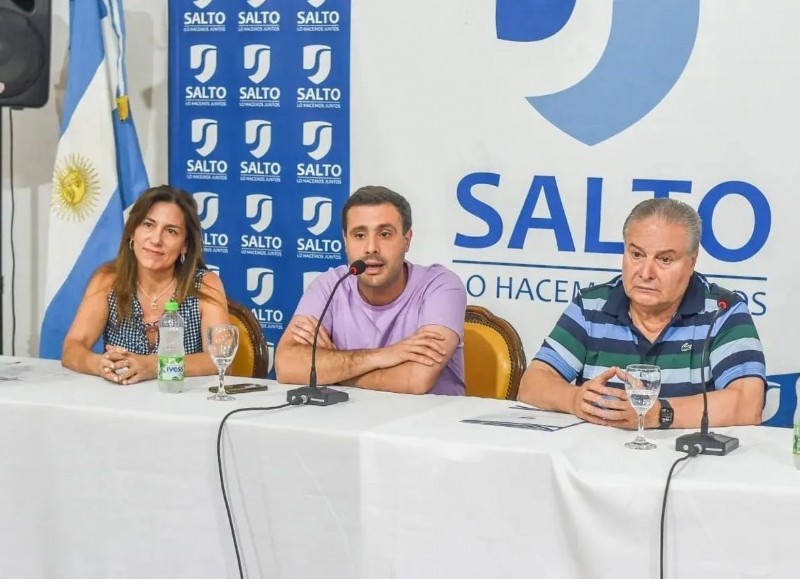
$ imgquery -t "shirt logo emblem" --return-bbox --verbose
[681,342,692,352]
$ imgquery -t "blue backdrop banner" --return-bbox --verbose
[168,0,350,376]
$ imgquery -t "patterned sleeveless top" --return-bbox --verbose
[103,269,208,355]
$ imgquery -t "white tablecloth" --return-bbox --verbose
[0,356,797,578]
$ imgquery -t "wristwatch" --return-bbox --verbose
[658,398,674,429]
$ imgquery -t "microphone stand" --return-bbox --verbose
[675,295,739,455]
[286,260,366,406]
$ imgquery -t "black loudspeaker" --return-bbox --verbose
[0,0,51,108]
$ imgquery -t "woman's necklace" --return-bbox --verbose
[137,279,176,310]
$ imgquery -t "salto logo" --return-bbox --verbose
[307,0,326,7]
[246,194,273,233]
[303,45,332,85]
[193,0,213,9]
[302,196,333,235]
[247,268,274,306]
[496,0,700,145]
[245,120,272,158]
[244,44,271,83]
[247,0,269,8]
[189,44,217,83]
[191,119,218,157]
[303,271,323,291]
[302,121,333,160]
[193,192,219,229]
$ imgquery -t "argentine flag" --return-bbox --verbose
[40,0,148,359]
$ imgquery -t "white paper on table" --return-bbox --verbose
[0,361,23,382]
[0,360,75,383]
[462,405,585,431]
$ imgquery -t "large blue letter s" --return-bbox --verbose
[454,173,504,249]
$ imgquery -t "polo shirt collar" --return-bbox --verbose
[602,272,706,320]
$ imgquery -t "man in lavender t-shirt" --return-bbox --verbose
[275,186,466,395]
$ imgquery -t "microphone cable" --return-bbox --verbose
[216,399,307,579]
[8,110,15,356]
[659,445,700,579]
[0,108,19,355]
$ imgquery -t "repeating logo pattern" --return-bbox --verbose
[245,120,273,158]
[171,0,349,375]
[183,0,225,33]
[246,194,274,232]
[302,121,333,160]
[303,45,332,84]
[194,192,219,229]
[244,44,272,83]
[247,268,275,306]
[302,196,333,236]
[191,119,218,157]
[297,0,340,33]
[189,44,217,83]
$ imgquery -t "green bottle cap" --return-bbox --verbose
[165,300,179,312]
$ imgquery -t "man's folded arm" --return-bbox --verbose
[345,324,459,395]
[274,321,383,385]
[274,322,460,395]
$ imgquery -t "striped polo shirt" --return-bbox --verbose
[533,273,766,397]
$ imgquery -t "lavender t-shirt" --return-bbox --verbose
[294,262,466,395]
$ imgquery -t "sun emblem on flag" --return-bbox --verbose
[52,154,100,220]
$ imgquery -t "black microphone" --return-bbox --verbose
[286,260,367,406]
[675,289,740,456]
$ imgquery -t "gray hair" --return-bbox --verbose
[622,198,702,254]
[341,185,412,234]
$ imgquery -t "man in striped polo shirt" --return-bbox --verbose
[517,198,766,430]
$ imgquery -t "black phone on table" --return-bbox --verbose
[208,383,269,394]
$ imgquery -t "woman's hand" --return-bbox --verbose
[101,346,156,385]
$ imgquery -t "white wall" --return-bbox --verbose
[350,0,797,380]
[1,1,169,357]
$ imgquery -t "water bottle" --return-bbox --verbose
[794,387,800,468]
[157,300,185,393]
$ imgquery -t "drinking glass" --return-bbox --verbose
[207,325,239,401]
[623,364,661,450]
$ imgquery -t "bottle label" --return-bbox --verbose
[158,356,185,381]
[794,424,800,456]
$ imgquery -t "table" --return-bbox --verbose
[0,356,797,578]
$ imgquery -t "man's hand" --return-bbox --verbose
[374,328,447,369]
[570,366,642,428]
[287,315,337,350]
